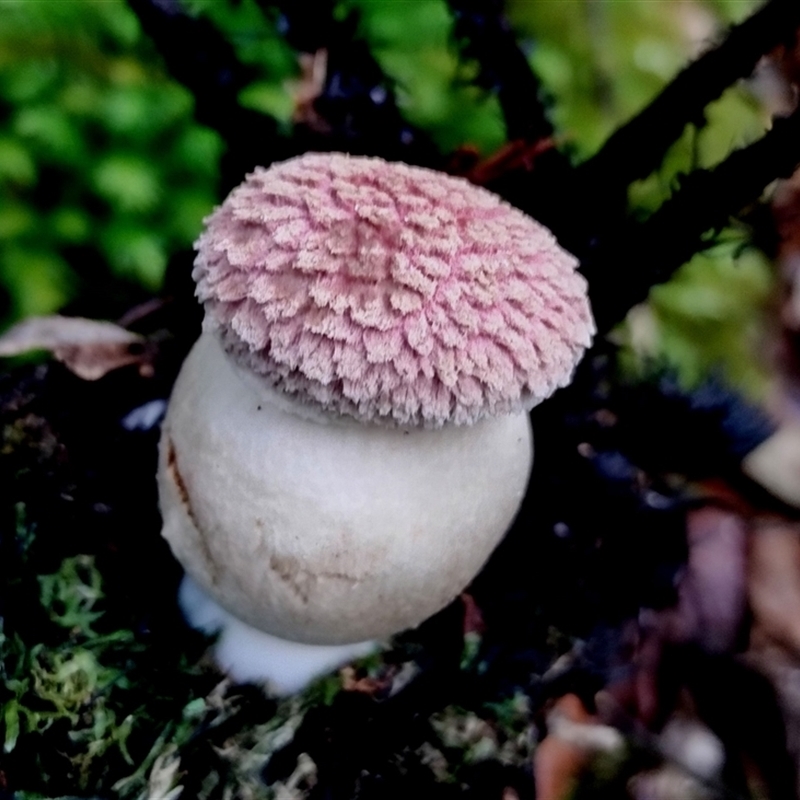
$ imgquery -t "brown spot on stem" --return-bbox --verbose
[270,554,312,604]
[268,552,360,604]
[165,436,218,584]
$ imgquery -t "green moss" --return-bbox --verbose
[0,0,224,328]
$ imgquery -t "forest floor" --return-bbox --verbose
[2,298,800,800]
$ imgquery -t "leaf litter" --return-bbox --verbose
[3,299,800,799]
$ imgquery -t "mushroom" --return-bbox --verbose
[157,152,594,692]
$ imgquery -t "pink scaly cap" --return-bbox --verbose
[193,152,595,427]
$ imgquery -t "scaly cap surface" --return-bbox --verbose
[193,152,594,426]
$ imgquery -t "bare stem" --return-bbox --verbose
[445,0,553,143]
[576,0,800,193]
[586,107,800,333]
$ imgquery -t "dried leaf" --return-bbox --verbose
[533,694,624,800]
[289,50,329,130]
[340,665,385,695]
[743,520,800,796]
[748,520,800,657]
[461,592,485,637]
[462,138,557,186]
[602,507,748,727]
[0,315,150,380]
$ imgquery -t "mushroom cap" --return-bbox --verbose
[194,152,594,426]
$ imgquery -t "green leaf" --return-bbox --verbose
[13,106,86,164]
[100,222,167,289]
[38,556,105,636]
[618,236,774,398]
[0,137,36,186]
[3,700,21,753]
[0,205,35,241]
[0,60,58,104]
[92,155,162,214]
[239,81,294,123]
[348,0,505,154]
[50,207,91,244]
[0,247,75,319]
[166,190,216,242]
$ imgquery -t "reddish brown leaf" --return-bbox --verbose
[289,49,329,131]
[0,315,151,380]
[463,138,557,186]
[533,694,624,800]
[461,592,485,637]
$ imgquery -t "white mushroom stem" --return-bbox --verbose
[179,576,376,693]
[158,333,533,682]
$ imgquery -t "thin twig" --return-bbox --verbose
[585,107,800,333]
[445,0,553,143]
[254,0,441,166]
[126,0,293,192]
[576,0,800,194]
[128,0,291,191]
[256,0,337,54]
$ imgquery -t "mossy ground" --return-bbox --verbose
[0,306,565,800]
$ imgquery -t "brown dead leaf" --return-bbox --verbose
[599,622,664,729]
[461,592,485,637]
[339,660,421,698]
[289,50,329,131]
[0,315,151,380]
[602,507,747,727]
[339,665,386,695]
[462,137,557,186]
[533,713,592,800]
[748,520,800,657]
[534,694,624,800]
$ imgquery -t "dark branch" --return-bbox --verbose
[260,0,337,54]
[435,2,580,239]
[585,107,800,334]
[126,0,294,192]
[255,0,442,166]
[445,0,553,143]
[576,0,800,194]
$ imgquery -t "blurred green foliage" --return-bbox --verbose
[0,0,779,397]
[183,0,299,124]
[507,0,771,398]
[615,232,775,397]
[0,0,223,322]
[344,0,507,154]
[0,3,789,794]
[507,0,762,161]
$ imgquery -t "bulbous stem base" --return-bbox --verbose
[179,575,377,694]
